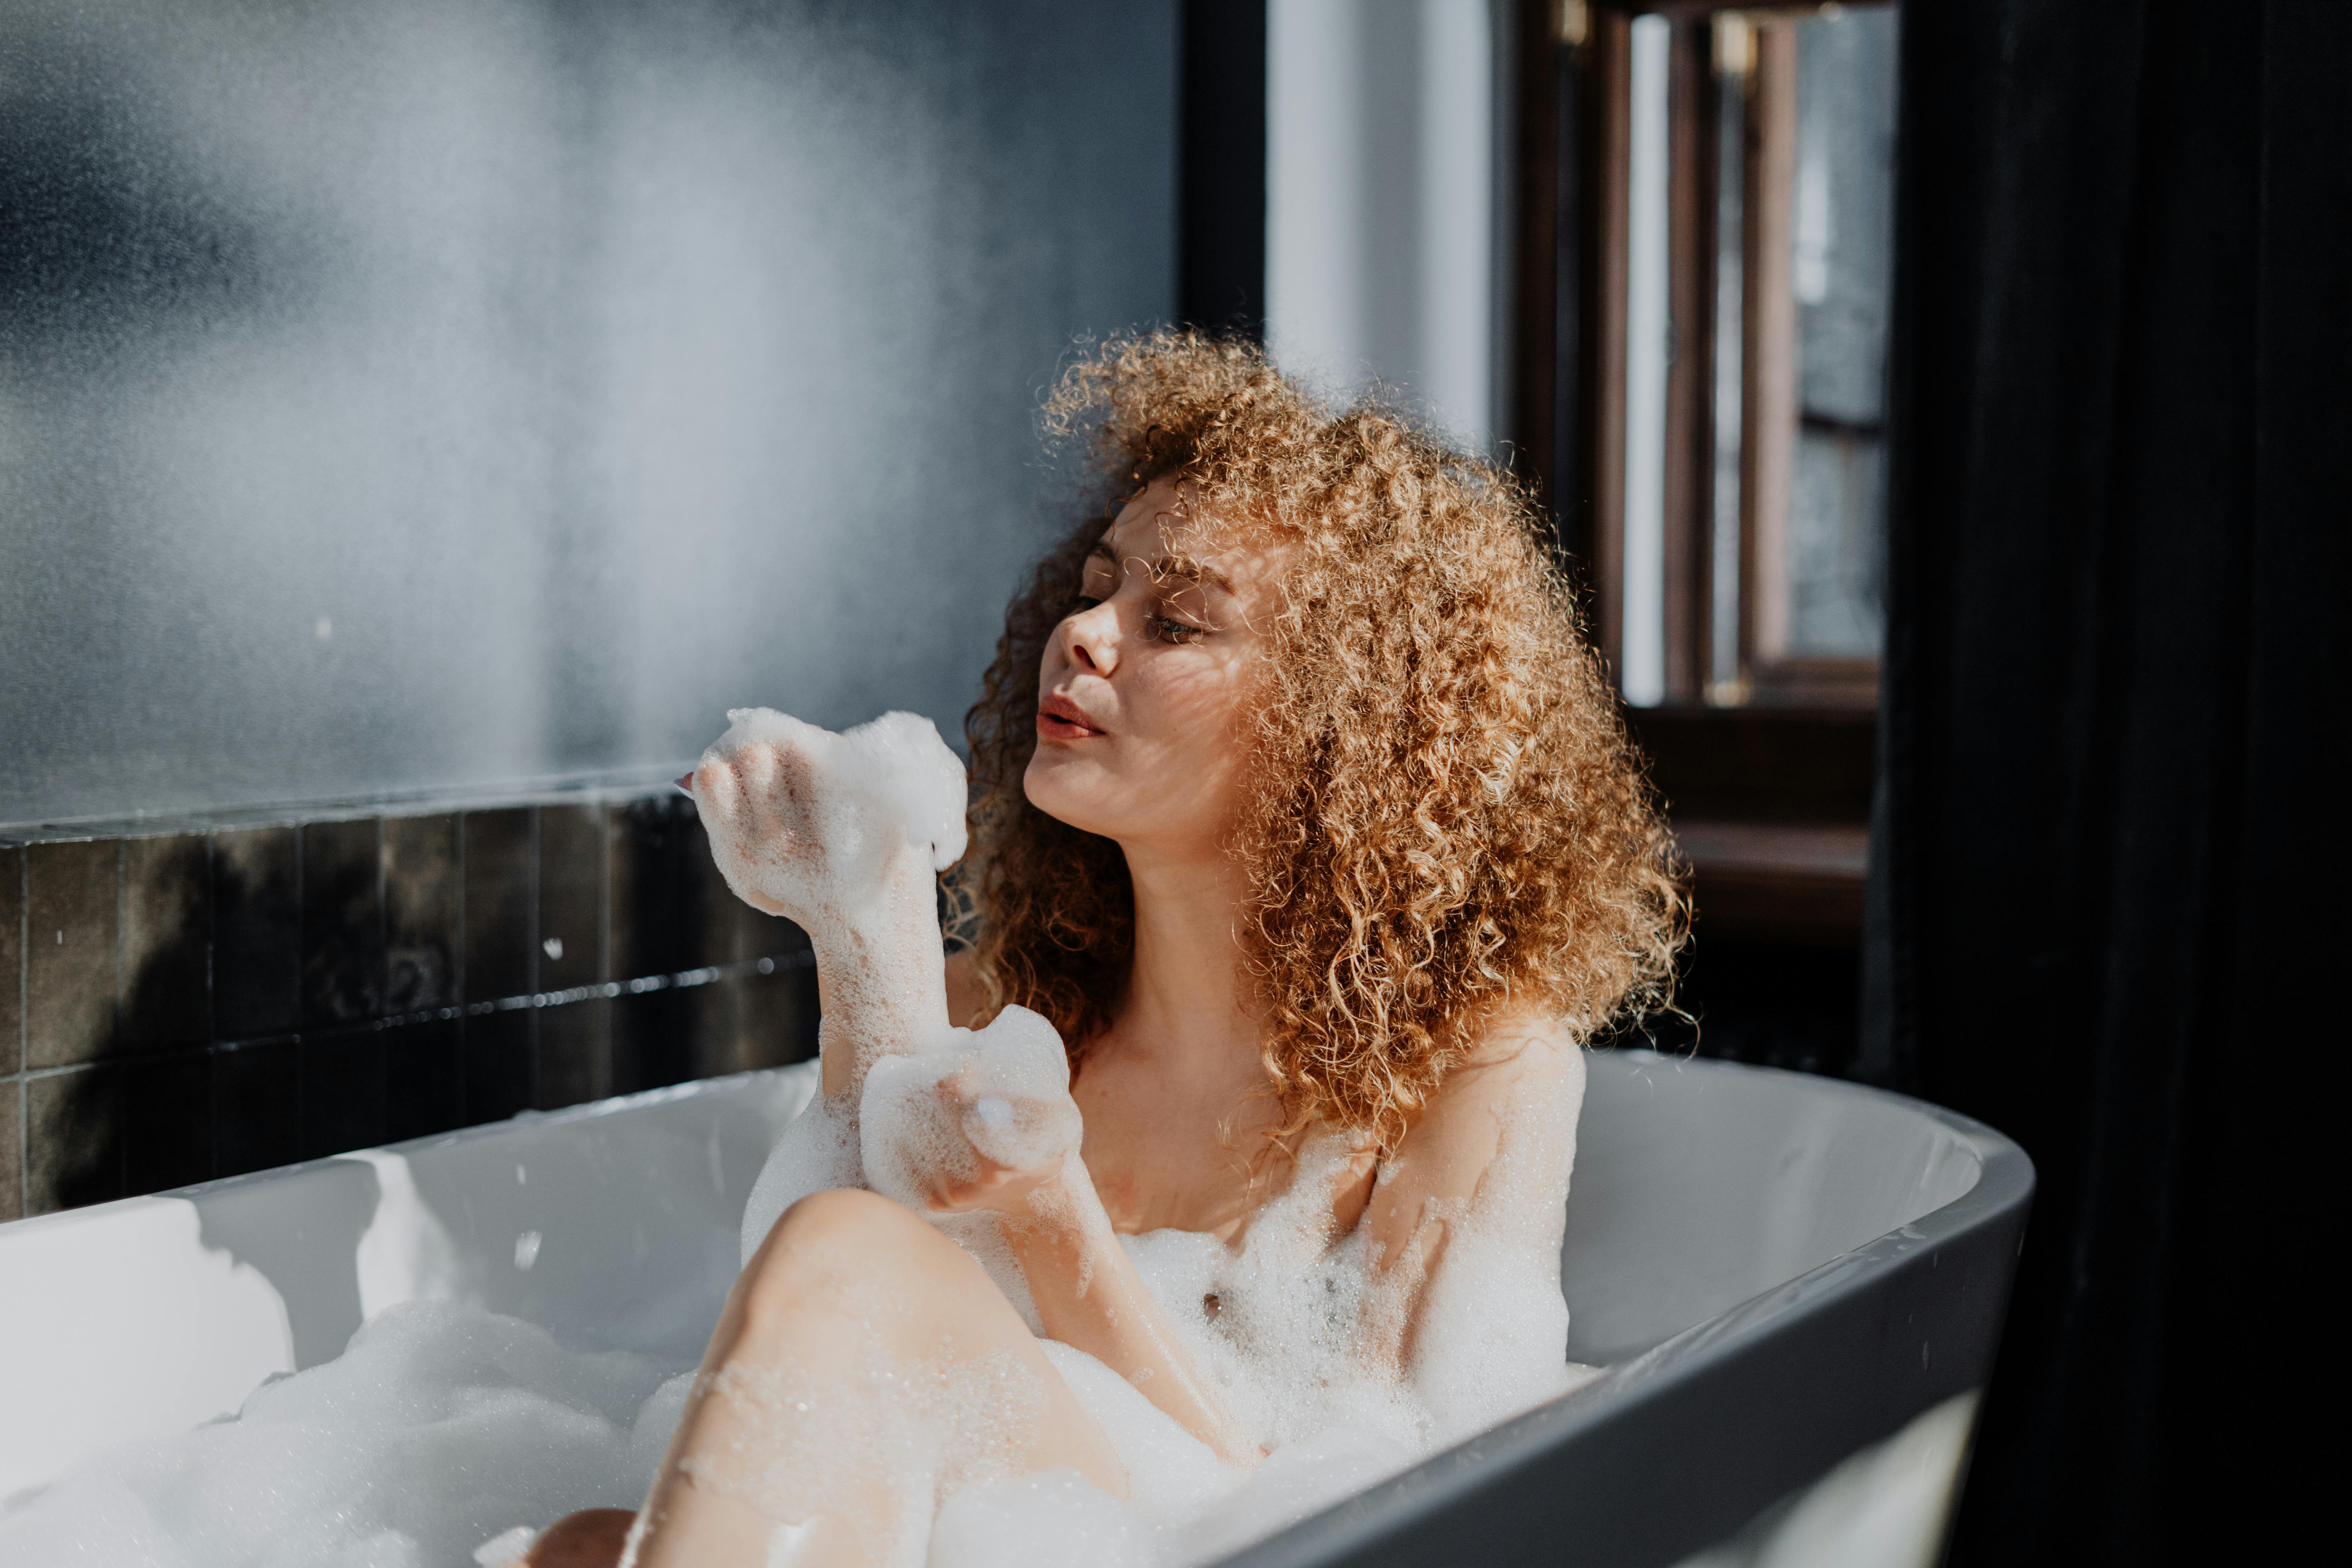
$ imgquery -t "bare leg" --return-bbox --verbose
[530,1190,1124,1568]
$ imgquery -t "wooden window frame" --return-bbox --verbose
[1510,1,1884,713]
[1737,16,1880,707]
[1505,1,1889,945]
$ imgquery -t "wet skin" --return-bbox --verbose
[528,478,1579,1568]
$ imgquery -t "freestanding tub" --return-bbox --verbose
[0,1050,2031,1566]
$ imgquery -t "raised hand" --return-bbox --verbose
[686,708,964,931]
[688,708,966,1105]
[859,1006,1084,1220]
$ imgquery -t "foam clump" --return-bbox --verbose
[860,1006,1080,1215]
[703,707,966,882]
[928,1470,1153,1568]
[0,1301,692,1568]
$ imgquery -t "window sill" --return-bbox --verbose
[1672,820,1868,946]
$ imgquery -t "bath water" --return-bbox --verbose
[0,711,1593,1566]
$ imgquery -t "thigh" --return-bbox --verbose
[740,1188,1126,1493]
[623,1191,1128,1568]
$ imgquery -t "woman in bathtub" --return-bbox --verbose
[530,332,1682,1568]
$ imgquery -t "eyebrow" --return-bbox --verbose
[1084,541,1233,595]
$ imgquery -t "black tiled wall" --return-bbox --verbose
[0,790,818,1220]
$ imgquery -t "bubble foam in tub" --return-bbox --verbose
[2,709,1596,1567]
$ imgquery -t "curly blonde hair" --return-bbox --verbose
[963,330,1683,1151]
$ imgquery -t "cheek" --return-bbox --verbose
[1139,660,1253,753]
[1123,663,1258,830]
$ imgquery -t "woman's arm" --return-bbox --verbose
[690,721,952,1105]
[996,1162,1259,1463]
[694,724,1250,1453]
[1357,1019,1583,1374]
[925,952,1256,1463]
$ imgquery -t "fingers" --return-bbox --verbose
[696,740,808,864]
[735,738,786,840]
[694,754,740,818]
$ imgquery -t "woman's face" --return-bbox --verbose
[1023,477,1285,860]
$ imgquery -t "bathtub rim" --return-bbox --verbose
[0,1068,794,1243]
[1211,1048,2036,1568]
[0,1051,2030,1568]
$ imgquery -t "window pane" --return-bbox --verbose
[1786,5,1898,658]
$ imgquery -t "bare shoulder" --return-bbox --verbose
[1414,1010,1582,1146]
[943,948,986,1030]
[1362,1011,1582,1262]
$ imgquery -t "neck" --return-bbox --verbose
[1112,838,1263,1089]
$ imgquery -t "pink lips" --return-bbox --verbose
[1036,693,1104,740]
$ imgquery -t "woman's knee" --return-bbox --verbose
[770,1186,908,1247]
[734,1187,962,1330]
[761,1187,942,1270]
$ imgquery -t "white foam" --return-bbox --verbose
[699,708,965,895]
[1,1110,1592,1568]
[928,1469,1154,1568]
[3,711,1600,1567]
[0,1301,689,1568]
[473,1524,539,1566]
[859,1006,1079,1215]
[740,1092,863,1264]
[694,708,963,1120]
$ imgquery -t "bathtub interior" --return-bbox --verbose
[0,1048,1982,1509]
[1562,1051,1982,1364]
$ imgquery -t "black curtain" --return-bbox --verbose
[1865,2,2346,1562]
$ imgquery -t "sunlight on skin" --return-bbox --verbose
[1024,482,1330,1243]
[532,478,1582,1567]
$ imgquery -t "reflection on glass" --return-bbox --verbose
[1785,6,1897,658]
[1709,36,1748,701]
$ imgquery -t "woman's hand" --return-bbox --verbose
[687,709,948,930]
[688,709,966,1104]
[917,1058,1085,1217]
[859,1005,1084,1222]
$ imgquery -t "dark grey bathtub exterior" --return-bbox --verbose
[0,1049,2029,1564]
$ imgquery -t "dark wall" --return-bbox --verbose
[1867,2,2346,1561]
[1180,0,1268,334]
[0,0,1182,1213]
[0,0,1177,827]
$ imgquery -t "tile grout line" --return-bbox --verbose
[114,837,127,1200]
[454,812,468,1127]
[528,806,542,1111]
[0,946,806,1078]
[16,846,26,1218]
[0,764,694,846]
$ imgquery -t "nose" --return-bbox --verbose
[1061,600,1118,677]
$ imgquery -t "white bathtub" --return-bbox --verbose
[0,1050,2030,1566]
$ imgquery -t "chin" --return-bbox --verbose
[1022,749,1116,838]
